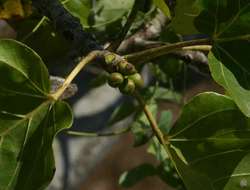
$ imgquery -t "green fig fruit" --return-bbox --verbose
[119,79,135,95]
[108,72,124,87]
[118,60,137,75]
[128,73,144,88]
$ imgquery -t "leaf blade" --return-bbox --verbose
[168,92,250,190]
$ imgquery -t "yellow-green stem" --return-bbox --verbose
[125,38,212,64]
[134,91,167,145]
[51,51,100,100]
[181,45,212,51]
[134,92,185,180]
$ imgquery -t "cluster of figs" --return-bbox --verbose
[104,52,144,94]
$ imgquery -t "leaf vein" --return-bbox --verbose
[170,108,236,138]
[189,149,245,165]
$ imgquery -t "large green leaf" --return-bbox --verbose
[64,0,134,28]
[167,92,250,190]
[0,39,73,189]
[63,0,91,27]
[194,0,250,116]
[208,53,250,117]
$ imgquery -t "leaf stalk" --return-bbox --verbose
[51,51,101,100]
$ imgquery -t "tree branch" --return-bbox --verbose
[107,0,143,51]
[51,50,101,100]
[134,91,166,144]
[117,10,169,54]
[124,38,212,64]
[32,0,102,57]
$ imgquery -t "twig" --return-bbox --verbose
[126,41,210,66]
[32,0,102,56]
[134,91,167,144]
[124,38,212,64]
[117,10,169,54]
[107,0,142,51]
[51,51,101,100]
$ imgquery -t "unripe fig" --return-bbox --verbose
[128,73,144,88]
[108,72,124,87]
[118,61,137,75]
[119,79,135,95]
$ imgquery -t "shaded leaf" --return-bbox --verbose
[159,110,172,134]
[157,56,184,78]
[64,0,134,28]
[157,161,186,189]
[12,19,70,64]
[194,0,250,116]
[88,73,108,88]
[108,100,138,126]
[167,92,250,190]
[119,163,156,188]
[0,39,73,189]
[140,85,181,103]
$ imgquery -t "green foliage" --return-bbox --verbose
[119,163,156,188]
[195,0,250,116]
[131,104,157,147]
[208,53,250,118]
[168,92,250,190]
[0,39,73,189]
[0,0,250,189]
[108,100,138,126]
[12,19,70,64]
[63,0,134,40]
[158,110,172,134]
[170,0,201,34]
[153,0,171,19]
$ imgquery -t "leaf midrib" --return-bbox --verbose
[169,107,236,138]
[0,100,51,137]
[0,60,48,96]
